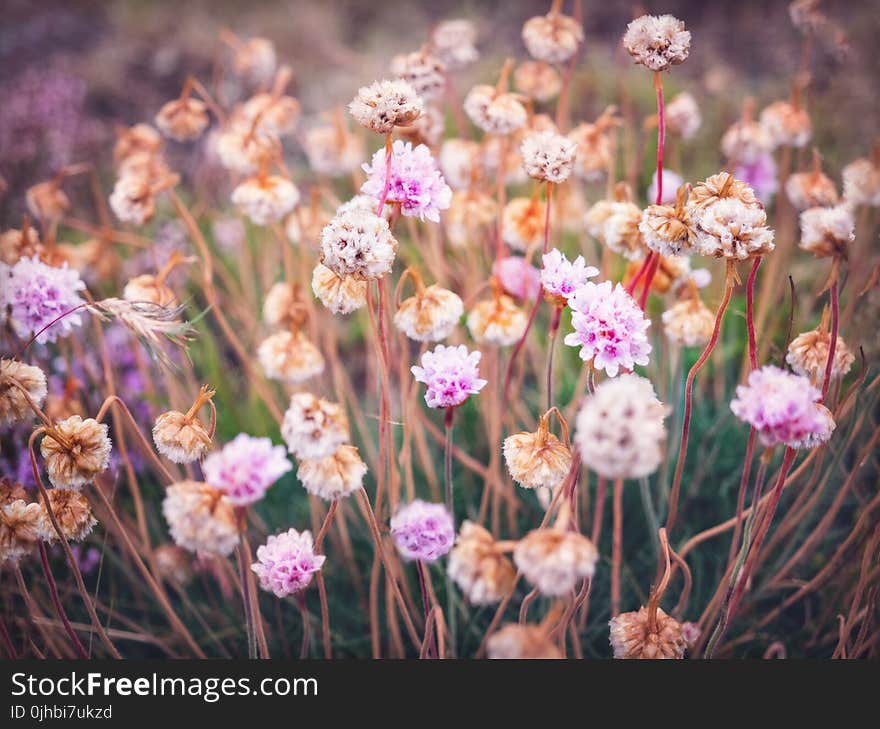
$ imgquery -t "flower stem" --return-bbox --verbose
[444,406,458,655]
[611,477,624,616]
[376,133,394,215]
[38,542,89,659]
[821,278,839,401]
[546,305,562,411]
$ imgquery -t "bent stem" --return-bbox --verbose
[665,263,735,534]
[37,542,89,659]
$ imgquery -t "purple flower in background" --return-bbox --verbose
[391,500,454,562]
[72,545,101,575]
[735,153,778,203]
[494,255,542,301]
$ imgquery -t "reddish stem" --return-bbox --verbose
[746,257,762,371]
[611,477,624,616]
[376,134,394,215]
[542,182,553,254]
[821,278,839,401]
[38,542,89,659]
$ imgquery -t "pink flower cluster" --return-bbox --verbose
[203,433,292,506]
[563,280,652,377]
[494,255,541,300]
[251,528,325,597]
[390,500,455,562]
[540,248,599,303]
[361,140,452,222]
[1,256,85,344]
[411,344,487,409]
[730,365,835,449]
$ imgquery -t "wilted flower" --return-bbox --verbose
[503,415,572,490]
[429,19,479,69]
[282,393,349,461]
[152,386,215,464]
[662,297,715,348]
[622,14,690,71]
[257,330,325,383]
[760,100,811,149]
[214,123,276,175]
[304,122,364,178]
[691,195,774,260]
[41,416,112,489]
[262,282,304,330]
[311,263,367,315]
[297,445,367,501]
[487,623,563,659]
[0,359,47,426]
[665,92,701,139]
[463,84,527,135]
[574,374,667,479]
[109,176,157,226]
[447,521,516,604]
[520,130,577,183]
[394,274,463,342]
[154,543,193,585]
[522,9,583,64]
[564,281,652,377]
[540,248,598,305]
[639,187,696,257]
[513,61,562,103]
[162,480,238,556]
[241,92,301,138]
[502,197,546,252]
[348,79,424,134]
[467,293,528,346]
[0,500,44,563]
[514,528,598,596]
[390,500,454,562]
[842,157,880,207]
[721,110,774,166]
[1,256,85,344]
[252,528,325,597]
[390,48,446,102]
[568,110,618,181]
[155,96,210,142]
[319,209,398,280]
[786,324,855,385]
[439,138,482,189]
[228,36,277,85]
[411,344,487,409]
[609,606,687,659]
[730,365,835,448]
[586,199,645,260]
[361,140,452,223]
[231,175,300,226]
[0,225,43,265]
[39,488,97,542]
[26,180,70,223]
[799,205,854,258]
[113,124,163,168]
[203,433,291,507]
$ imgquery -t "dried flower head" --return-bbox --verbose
[154,543,193,585]
[319,209,398,280]
[513,61,562,103]
[390,500,455,562]
[467,293,528,346]
[231,175,300,226]
[564,281,652,377]
[760,100,812,148]
[282,393,350,461]
[568,110,618,181]
[0,359,47,426]
[155,97,209,142]
[540,248,598,306]
[349,79,424,134]
[623,14,690,71]
[503,416,572,490]
[252,528,325,597]
[731,365,835,448]
[785,170,839,211]
[439,138,482,189]
[447,521,516,605]
[297,444,367,501]
[842,157,880,207]
[397,104,445,148]
[412,344,487,409]
[786,324,855,385]
[361,141,452,222]
[390,49,446,102]
[26,180,70,223]
[123,274,177,308]
[39,488,97,542]
[574,374,667,479]
[502,197,546,252]
[609,606,686,659]
[203,433,292,506]
[152,386,215,464]
[429,19,479,70]
[162,480,238,556]
[113,123,163,168]
[257,330,325,384]
[463,84,527,135]
[446,190,497,247]
[662,297,715,348]
[262,281,305,330]
[639,188,696,257]
[665,91,701,139]
[304,123,364,177]
[241,92,301,137]
[690,195,775,261]
[40,416,112,489]
[487,623,563,659]
[799,205,854,258]
[520,130,577,183]
[522,10,583,64]
[586,199,645,260]
[721,118,773,165]
[109,176,156,226]
[0,500,44,563]
[229,37,277,85]
[394,275,463,342]
[214,123,276,175]
[311,263,367,315]
[1,256,85,344]
[514,528,598,596]
[1,225,43,265]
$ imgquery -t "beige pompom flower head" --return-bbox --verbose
[38,488,97,543]
[297,444,367,502]
[162,480,239,557]
[760,96,812,150]
[311,263,367,315]
[281,392,350,461]
[26,178,70,223]
[785,149,839,211]
[463,59,528,135]
[503,407,573,491]
[466,278,529,346]
[0,359,47,427]
[40,415,112,489]
[786,308,855,385]
[514,61,562,103]
[842,145,880,207]
[513,514,598,597]
[220,32,277,86]
[639,185,696,257]
[152,385,216,464]
[1,499,45,564]
[665,92,701,139]
[662,287,715,348]
[520,129,577,184]
[567,107,620,182]
[799,204,854,260]
[447,521,516,605]
[393,267,464,342]
[390,47,446,102]
[623,14,690,72]
[721,99,773,165]
[1,218,43,265]
[123,250,188,308]
[257,330,325,384]
[429,19,478,70]
[348,79,424,135]
[155,78,210,142]
[502,195,546,252]
[487,621,564,659]
[522,1,584,65]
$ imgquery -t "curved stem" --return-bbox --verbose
[38,542,89,659]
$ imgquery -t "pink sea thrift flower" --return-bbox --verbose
[411,344,487,409]
[390,500,454,562]
[251,528,325,597]
[1,256,85,343]
[540,248,599,304]
[563,281,651,377]
[735,153,779,203]
[730,365,835,449]
[361,140,452,222]
[494,255,541,301]
[203,433,292,506]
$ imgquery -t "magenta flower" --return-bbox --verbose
[563,280,651,377]
[540,248,599,303]
[203,433,292,506]
[390,500,454,562]
[735,153,778,203]
[730,365,835,448]
[1,256,85,344]
[361,140,452,222]
[411,344,488,409]
[251,528,325,597]
[494,255,541,301]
